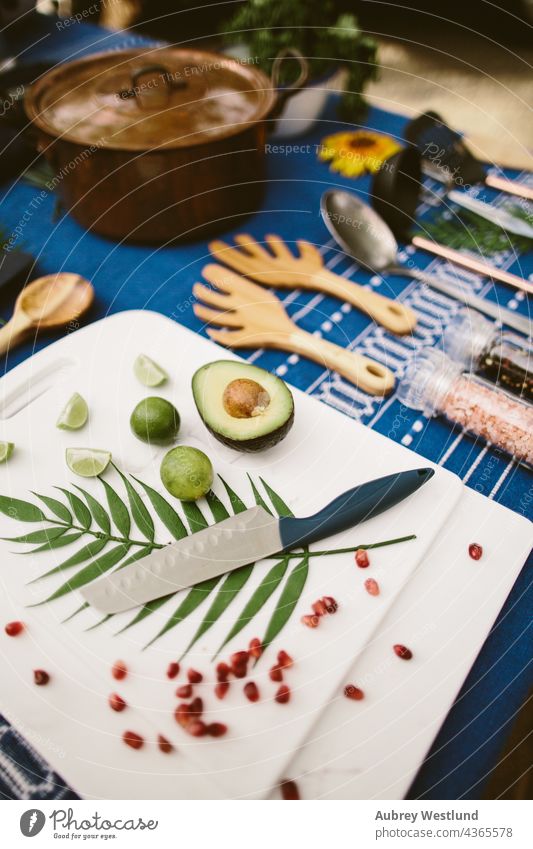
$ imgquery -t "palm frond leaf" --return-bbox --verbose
[55,488,92,530]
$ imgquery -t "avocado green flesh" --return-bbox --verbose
[192,361,294,452]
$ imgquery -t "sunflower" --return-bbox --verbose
[318,130,401,178]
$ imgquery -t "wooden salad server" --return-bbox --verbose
[209,233,417,336]
[194,264,395,396]
[0,273,94,355]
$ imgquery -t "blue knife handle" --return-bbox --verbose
[278,468,433,551]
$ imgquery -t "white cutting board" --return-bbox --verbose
[0,311,462,799]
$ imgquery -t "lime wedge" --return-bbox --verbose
[56,393,89,430]
[0,442,14,463]
[66,448,111,477]
[134,354,168,387]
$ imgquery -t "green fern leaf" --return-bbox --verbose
[36,543,130,603]
[32,492,72,524]
[181,501,208,534]
[214,556,290,657]
[219,476,247,514]
[260,554,309,655]
[55,488,91,530]
[73,485,111,534]
[259,478,294,517]
[26,532,83,554]
[247,474,273,514]
[29,537,108,582]
[144,576,220,648]
[100,478,131,539]
[114,468,154,542]
[0,495,46,523]
[132,477,187,540]
[3,527,66,545]
[206,490,230,522]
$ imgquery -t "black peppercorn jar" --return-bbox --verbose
[443,308,533,403]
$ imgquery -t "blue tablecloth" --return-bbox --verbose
[0,13,531,801]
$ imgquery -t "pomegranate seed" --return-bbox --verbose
[469,543,483,561]
[230,651,249,677]
[112,660,127,680]
[109,692,126,712]
[33,669,50,686]
[269,665,283,682]
[207,722,227,737]
[166,661,180,679]
[158,734,173,753]
[312,599,327,617]
[277,650,293,669]
[275,684,291,704]
[280,779,300,800]
[301,614,319,628]
[188,721,207,737]
[216,662,230,682]
[355,549,370,568]
[175,703,191,727]
[322,596,338,614]
[344,684,364,701]
[248,637,263,658]
[393,644,413,660]
[215,681,230,700]
[4,620,24,637]
[123,730,143,750]
[189,696,203,717]
[364,578,380,596]
[176,684,193,699]
[187,668,203,684]
[244,681,260,702]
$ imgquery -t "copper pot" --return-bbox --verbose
[24,47,308,244]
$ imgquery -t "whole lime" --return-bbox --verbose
[160,446,213,501]
[130,397,180,445]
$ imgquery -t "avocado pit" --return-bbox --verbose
[223,379,271,419]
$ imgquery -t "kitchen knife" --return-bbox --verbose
[81,468,434,614]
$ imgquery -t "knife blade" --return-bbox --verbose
[81,468,434,614]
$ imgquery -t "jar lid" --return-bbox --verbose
[24,48,276,150]
[398,349,461,415]
[442,308,493,368]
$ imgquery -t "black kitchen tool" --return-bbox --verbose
[404,110,533,200]
[371,146,422,241]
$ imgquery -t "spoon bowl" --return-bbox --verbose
[0,272,94,354]
[320,189,400,274]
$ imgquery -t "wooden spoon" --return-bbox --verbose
[0,273,94,355]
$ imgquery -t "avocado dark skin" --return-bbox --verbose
[199,408,295,452]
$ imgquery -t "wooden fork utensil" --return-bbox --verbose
[194,264,395,396]
[209,233,417,336]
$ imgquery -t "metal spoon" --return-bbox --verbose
[0,273,94,355]
[320,189,531,336]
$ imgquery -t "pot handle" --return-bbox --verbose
[270,49,309,114]
[118,64,186,102]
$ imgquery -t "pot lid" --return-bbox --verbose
[25,48,276,150]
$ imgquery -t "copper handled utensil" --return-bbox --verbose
[0,273,94,355]
[321,189,533,298]
[194,264,395,396]
[209,233,417,336]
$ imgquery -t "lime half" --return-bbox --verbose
[0,442,14,463]
[66,447,111,477]
[134,354,168,387]
[56,393,89,430]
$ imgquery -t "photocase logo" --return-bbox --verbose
[20,809,46,837]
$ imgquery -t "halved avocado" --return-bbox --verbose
[192,361,294,452]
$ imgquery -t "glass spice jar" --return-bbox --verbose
[442,309,533,403]
[398,349,533,466]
